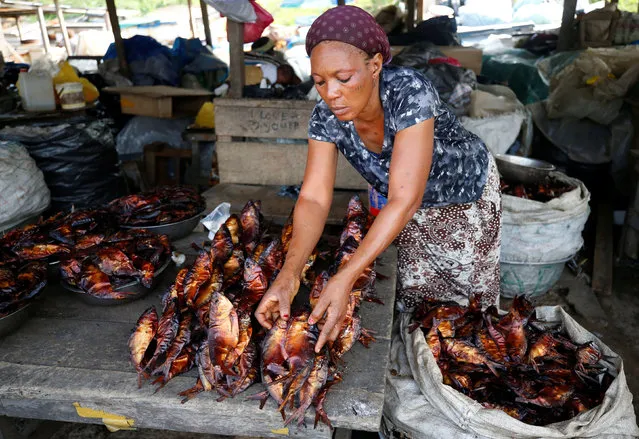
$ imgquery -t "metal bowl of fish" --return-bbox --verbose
[495,154,556,185]
[61,258,172,306]
[119,211,204,241]
[0,304,30,338]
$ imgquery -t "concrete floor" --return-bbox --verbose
[2,265,638,439]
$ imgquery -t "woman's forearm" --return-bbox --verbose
[281,194,331,280]
[338,197,418,283]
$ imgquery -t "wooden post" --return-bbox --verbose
[105,0,130,78]
[592,203,614,296]
[558,0,578,51]
[15,18,24,42]
[337,0,346,5]
[199,0,212,47]
[54,0,72,56]
[406,0,416,31]
[227,19,244,98]
[36,6,51,54]
[187,0,196,39]
[104,12,112,31]
[416,0,424,24]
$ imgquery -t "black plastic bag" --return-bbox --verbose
[0,118,123,212]
[388,16,461,47]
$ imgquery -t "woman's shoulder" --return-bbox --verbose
[382,65,432,91]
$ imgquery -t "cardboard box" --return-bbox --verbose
[103,86,213,119]
[390,45,483,75]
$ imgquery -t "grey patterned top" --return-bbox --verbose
[308,65,489,208]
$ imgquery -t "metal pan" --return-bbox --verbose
[495,154,556,185]
[61,258,172,306]
[119,211,203,240]
[0,304,30,338]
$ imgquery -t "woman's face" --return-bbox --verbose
[310,41,382,121]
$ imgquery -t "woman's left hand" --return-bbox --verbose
[308,272,353,353]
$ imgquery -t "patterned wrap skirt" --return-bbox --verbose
[394,157,502,311]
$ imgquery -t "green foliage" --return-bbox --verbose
[618,0,638,12]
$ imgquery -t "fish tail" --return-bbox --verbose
[358,328,376,348]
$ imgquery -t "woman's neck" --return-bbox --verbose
[354,80,383,124]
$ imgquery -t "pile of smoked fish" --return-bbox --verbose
[108,186,205,226]
[129,196,381,428]
[500,178,576,202]
[0,261,47,317]
[0,209,116,264]
[411,296,614,426]
[59,229,171,299]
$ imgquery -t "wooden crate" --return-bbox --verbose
[214,98,368,190]
[103,86,213,119]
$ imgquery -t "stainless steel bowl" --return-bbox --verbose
[120,211,203,240]
[495,154,556,185]
[0,304,30,338]
[61,258,172,306]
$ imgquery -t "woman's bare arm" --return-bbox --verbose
[310,118,434,351]
[255,138,338,328]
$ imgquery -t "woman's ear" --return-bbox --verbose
[370,53,383,78]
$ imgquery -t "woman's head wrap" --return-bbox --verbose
[305,5,391,64]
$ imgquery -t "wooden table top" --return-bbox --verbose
[0,232,397,438]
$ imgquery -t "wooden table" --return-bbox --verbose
[0,232,397,438]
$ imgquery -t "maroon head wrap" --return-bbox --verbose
[305,5,392,65]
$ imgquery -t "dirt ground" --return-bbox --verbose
[2,265,638,439]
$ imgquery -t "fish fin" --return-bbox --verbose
[485,360,501,377]
[178,381,204,403]
[363,295,384,305]
[246,390,270,410]
[358,327,376,348]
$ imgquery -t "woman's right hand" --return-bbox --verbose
[255,271,300,329]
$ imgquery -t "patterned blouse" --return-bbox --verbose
[308,65,489,208]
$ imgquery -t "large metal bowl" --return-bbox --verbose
[0,304,30,338]
[61,258,171,306]
[495,154,556,185]
[119,211,203,240]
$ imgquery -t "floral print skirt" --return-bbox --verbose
[394,157,502,311]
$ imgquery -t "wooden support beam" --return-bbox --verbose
[15,17,23,42]
[36,6,50,53]
[104,12,111,31]
[558,0,577,51]
[592,203,614,296]
[105,0,130,78]
[53,0,72,56]
[199,0,212,47]
[406,0,416,31]
[187,0,195,39]
[227,19,244,99]
[416,0,424,24]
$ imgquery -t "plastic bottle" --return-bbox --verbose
[18,70,56,112]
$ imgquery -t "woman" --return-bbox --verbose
[255,5,501,353]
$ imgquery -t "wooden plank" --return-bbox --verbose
[217,141,368,190]
[227,19,244,99]
[201,183,368,226]
[35,6,50,54]
[53,0,72,56]
[214,99,315,139]
[0,234,396,435]
[199,0,212,47]
[416,0,424,24]
[592,203,614,296]
[558,0,577,51]
[105,0,130,78]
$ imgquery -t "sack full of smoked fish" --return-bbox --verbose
[385,298,638,438]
